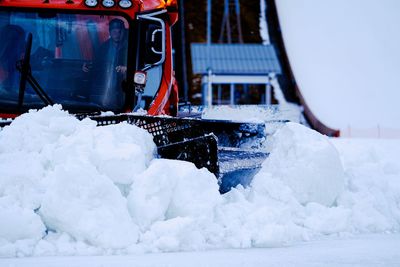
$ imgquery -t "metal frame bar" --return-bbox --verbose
[202,74,271,84]
[202,74,273,106]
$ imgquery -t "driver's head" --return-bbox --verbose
[109,18,125,44]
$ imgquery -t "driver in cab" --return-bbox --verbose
[83,18,128,75]
[82,18,128,108]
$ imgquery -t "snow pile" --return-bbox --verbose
[40,164,140,249]
[259,122,344,206]
[128,159,221,231]
[129,160,222,252]
[0,106,155,255]
[1,106,400,257]
[0,200,46,243]
[333,139,400,232]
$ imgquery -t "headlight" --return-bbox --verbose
[102,0,115,8]
[118,0,132,8]
[84,0,98,7]
[134,71,147,85]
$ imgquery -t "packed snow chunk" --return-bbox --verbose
[332,138,400,233]
[0,152,45,210]
[128,159,222,230]
[33,232,103,256]
[91,123,155,184]
[39,164,139,249]
[0,198,46,243]
[140,217,214,252]
[303,203,351,234]
[38,118,155,185]
[64,121,156,185]
[0,105,82,153]
[256,122,345,206]
[216,187,306,248]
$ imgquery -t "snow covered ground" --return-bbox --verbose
[1,106,399,265]
[275,0,400,137]
[2,234,400,267]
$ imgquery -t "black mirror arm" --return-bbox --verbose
[17,33,32,109]
[17,33,54,108]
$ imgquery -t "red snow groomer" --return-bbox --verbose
[0,0,274,192]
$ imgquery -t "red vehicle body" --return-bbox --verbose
[0,0,178,117]
[0,0,271,194]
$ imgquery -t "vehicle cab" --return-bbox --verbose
[0,0,178,117]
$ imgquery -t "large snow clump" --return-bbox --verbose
[0,106,155,254]
[257,122,345,206]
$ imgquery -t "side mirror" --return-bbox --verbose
[136,10,166,70]
[146,24,163,62]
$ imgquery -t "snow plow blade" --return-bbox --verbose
[89,114,281,192]
[1,113,284,192]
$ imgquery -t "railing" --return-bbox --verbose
[341,126,400,139]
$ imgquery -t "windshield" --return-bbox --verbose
[0,11,129,112]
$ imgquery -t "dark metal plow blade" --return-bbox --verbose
[218,147,269,193]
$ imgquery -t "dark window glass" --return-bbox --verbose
[0,11,129,112]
